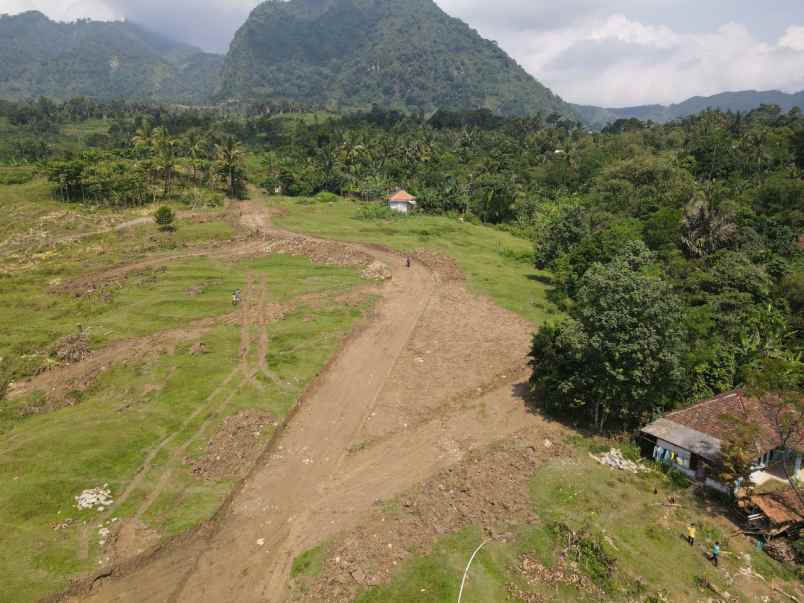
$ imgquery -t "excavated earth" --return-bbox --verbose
[49,199,561,603]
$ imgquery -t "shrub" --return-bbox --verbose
[792,538,804,563]
[665,467,691,490]
[154,206,176,232]
[0,168,34,185]
[179,188,224,208]
[314,191,340,204]
[355,203,399,221]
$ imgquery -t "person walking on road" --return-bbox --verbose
[406,256,411,268]
[687,524,696,546]
[232,289,242,306]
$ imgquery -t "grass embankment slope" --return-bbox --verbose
[356,452,799,602]
[0,177,372,602]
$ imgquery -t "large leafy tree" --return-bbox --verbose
[530,241,687,431]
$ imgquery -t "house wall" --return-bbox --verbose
[389,201,410,214]
[705,477,732,494]
[653,438,693,471]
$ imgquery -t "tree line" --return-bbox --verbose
[1,98,801,431]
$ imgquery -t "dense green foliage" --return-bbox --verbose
[0,98,247,204]
[530,242,687,431]
[220,0,573,117]
[0,11,222,102]
[2,94,801,429]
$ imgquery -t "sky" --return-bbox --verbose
[2,0,804,107]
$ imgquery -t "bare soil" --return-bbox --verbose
[186,410,277,482]
[291,431,568,602]
[52,196,557,603]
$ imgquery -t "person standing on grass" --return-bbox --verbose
[711,541,721,567]
[687,524,696,546]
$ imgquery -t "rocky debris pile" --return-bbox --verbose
[293,434,564,602]
[361,260,391,281]
[75,485,113,511]
[764,540,795,563]
[592,448,649,474]
[186,410,276,481]
[518,554,593,588]
[98,527,111,547]
[413,249,464,282]
[264,235,371,267]
[52,328,91,365]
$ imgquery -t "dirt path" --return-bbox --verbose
[60,196,542,603]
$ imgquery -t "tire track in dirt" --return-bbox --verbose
[133,271,276,522]
[57,195,542,603]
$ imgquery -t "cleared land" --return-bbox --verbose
[1,185,799,603]
[0,184,375,601]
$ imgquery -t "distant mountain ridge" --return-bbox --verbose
[0,11,222,102]
[575,89,804,127]
[218,0,574,117]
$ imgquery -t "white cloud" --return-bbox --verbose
[499,15,804,106]
[780,25,804,51]
[2,0,119,21]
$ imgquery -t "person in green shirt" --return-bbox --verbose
[711,541,721,567]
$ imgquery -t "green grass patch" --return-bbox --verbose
[292,543,329,579]
[0,240,373,601]
[270,195,557,325]
[355,454,800,602]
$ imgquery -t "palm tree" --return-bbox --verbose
[131,119,154,150]
[681,193,737,258]
[152,127,177,197]
[215,136,245,198]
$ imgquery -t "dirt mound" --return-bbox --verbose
[52,329,91,365]
[293,433,565,602]
[264,234,372,267]
[413,249,463,282]
[361,260,391,281]
[108,519,161,564]
[186,410,277,481]
[53,265,168,299]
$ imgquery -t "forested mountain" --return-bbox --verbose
[218,0,574,117]
[0,11,223,102]
[576,89,804,128]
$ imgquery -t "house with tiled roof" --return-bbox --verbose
[641,391,804,493]
[387,190,417,214]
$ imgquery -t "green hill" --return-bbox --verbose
[575,89,804,128]
[0,11,223,102]
[218,0,574,117]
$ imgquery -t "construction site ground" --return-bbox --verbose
[1,183,801,603]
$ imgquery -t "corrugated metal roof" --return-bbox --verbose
[642,417,723,463]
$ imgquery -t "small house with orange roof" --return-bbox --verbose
[387,190,417,214]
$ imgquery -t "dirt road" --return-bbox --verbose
[63,199,542,602]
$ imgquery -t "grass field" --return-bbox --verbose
[0,178,238,383]
[0,256,371,600]
[270,195,557,326]
[0,179,376,601]
[355,451,799,602]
